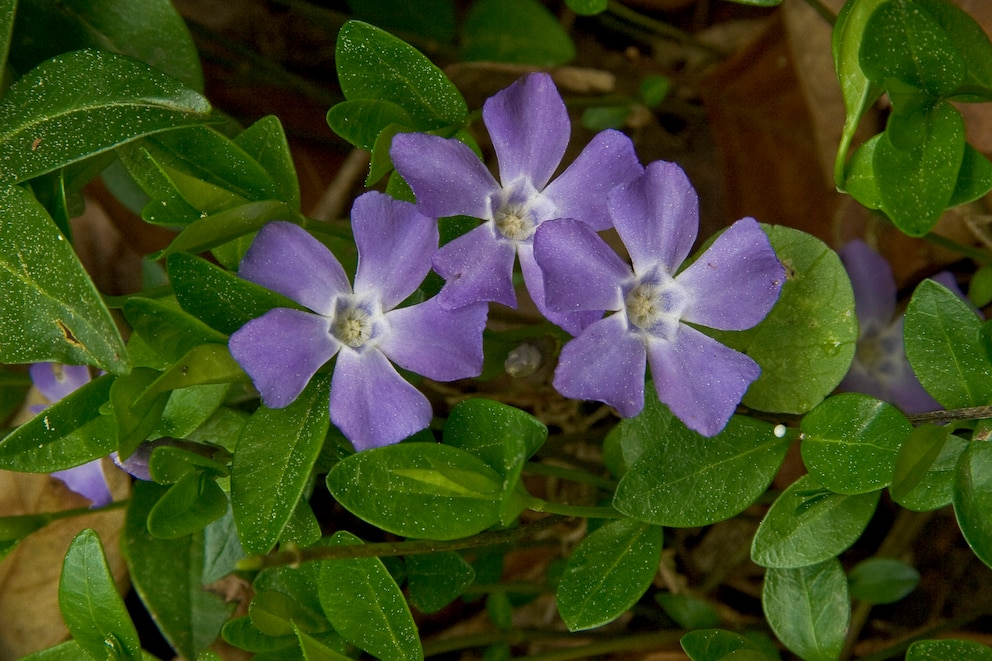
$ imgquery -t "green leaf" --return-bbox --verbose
[710,226,857,414]
[336,20,466,129]
[406,551,476,614]
[905,279,992,408]
[656,593,720,630]
[0,365,31,425]
[124,297,229,363]
[614,399,789,527]
[318,530,423,661]
[948,143,992,207]
[345,0,456,44]
[327,442,504,540]
[681,629,774,661]
[296,625,354,661]
[0,373,115,472]
[233,374,329,555]
[848,557,919,604]
[0,49,211,185]
[148,445,229,484]
[873,101,965,236]
[844,134,883,210]
[461,0,575,66]
[0,184,128,372]
[916,0,992,96]
[249,590,327,637]
[326,99,413,151]
[953,441,992,570]
[907,639,992,660]
[859,0,964,95]
[557,518,662,631]
[111,367,169,458]
[893,428,967,511]
[59,529,140,661]
[751,474,880,569]
[443,398,547,525]
[123,481,233,658]
[234,115,301,210]
[147,471,229,539]
[565,0,608,15]
[151,199,294,260]
[890,423,950,502]
[763,559,849,661]
[0,0,14,78]
[221,615,296,653]
[800,393,912,494]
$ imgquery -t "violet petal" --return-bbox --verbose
[677,217,785,331]
[379,299,487,381]
[608,161,699,275]
[229,308,340,408]
[518,241,603,335]
[351,191,438,309]
[647,325,760,437]
[330,349,432,451]
[543,129,643,230]
[30,363,91,403]
[390,132,500,219]
[839,240,896,327]
[52,460,112,508]
[553,314,647,417]
[433,223,518,309]
[483,72,569,190]
[239,221,350,316]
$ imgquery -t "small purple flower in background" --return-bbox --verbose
[533,161,785,436]
[837,239,971,414]
[29,363,112,508]
[228,191,488,451]
[390,72,642,334]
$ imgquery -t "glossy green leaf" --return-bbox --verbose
[10,0,203,90]
[326,99,413,152]
[916,0,992,95]
[233,374,329,555]
[234,115,300,210]
[751,474,880,569]
[336,20,466,129]
[111,367,169,459]
[406,551,476,614]
[681,629,776,661]
[0,184,128,372]
[249,590,327,637]
[656,593,720,630]
[124,297,228,363]
[890,423,949,502]
[0,0,14,79]
[221,615,296,653]
[461,0,575,66]
[0,366,31,425]
[565,0,608,14]
[123,481,233,658]
[710,226,857,414]
[873,101,965,236]
[148,445,229,484]
[893,429,967,511]
[318,530,423,661]
[18,640,89,661]
[953,441,992,569]
[147,470,228,539]
[327,442,504,540]
[800,393,911,494]
[907,639,992,660]
[614,400,789,527]
[763,559,849,661]
[59,529,140,661]
[151,200,294,260]
[905,279,992,408]
[0,49,211,185]
[0,373,115,472]
[848,558,919,604]
[443,398,547,525]
[948,144,992,207]
[556,518,662,631]
[296,625,354,661]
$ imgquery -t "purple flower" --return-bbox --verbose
[533,161,785,436]
[837,240,969,414]
[228,191,488,451]
[390,72,642,334]
[29,363,113,508]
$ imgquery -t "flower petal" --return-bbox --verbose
[390,132,500,219]
[52,459,112,508]
[553,314,647,417]
[543,129,643,230]
[647,325,760,437]
[351,191,438,309]
[379,299,487,381]
[839,240,896,328]
[239,221,350,315]
[30,363,91,403]
[519,242,603,335]
[608,160,698,275]
[484,72,569,190]
[677,217,785,330]
[330,349,432,451]
[229,308,340,408]
[434,223,518,309]
[532,219,629,315]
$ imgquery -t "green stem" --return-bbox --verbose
[924,231,992,265]
[236,514,567,571]
[604,1,727,57]
[525,497,622,519]
[523,461,617,492]
[803,0,838,25]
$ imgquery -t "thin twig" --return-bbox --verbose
[309,148,371,222]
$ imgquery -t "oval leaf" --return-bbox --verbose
[763,559,849,661]
[847,557,919,604]
[953,441,992,570]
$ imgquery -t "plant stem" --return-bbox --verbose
[526,498,622,519]
[924,231,992,265]
[604,1,727,57]
[803,0,838,25]
[908,404,992,425]
[236,514,567,571]
[517,630,684,660]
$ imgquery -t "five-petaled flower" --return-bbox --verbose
[837,239,971,414]
[228,191,488,451]
[533,161,785,436]
[390,72,642,334]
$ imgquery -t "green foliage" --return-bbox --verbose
[953,441,992,569]
[762,560,849,661]
[461,0,576,66]
[406,551,476,614]
[847,557,920,604]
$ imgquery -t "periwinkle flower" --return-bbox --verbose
[533,161,785,436]
[837,239,967,414]
[29,363,112,507]
[228,191,488,451]
[390,72,642,333]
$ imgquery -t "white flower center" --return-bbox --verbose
[494,204,535,241]
[331,298,382,350]
[624,276,688,341]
